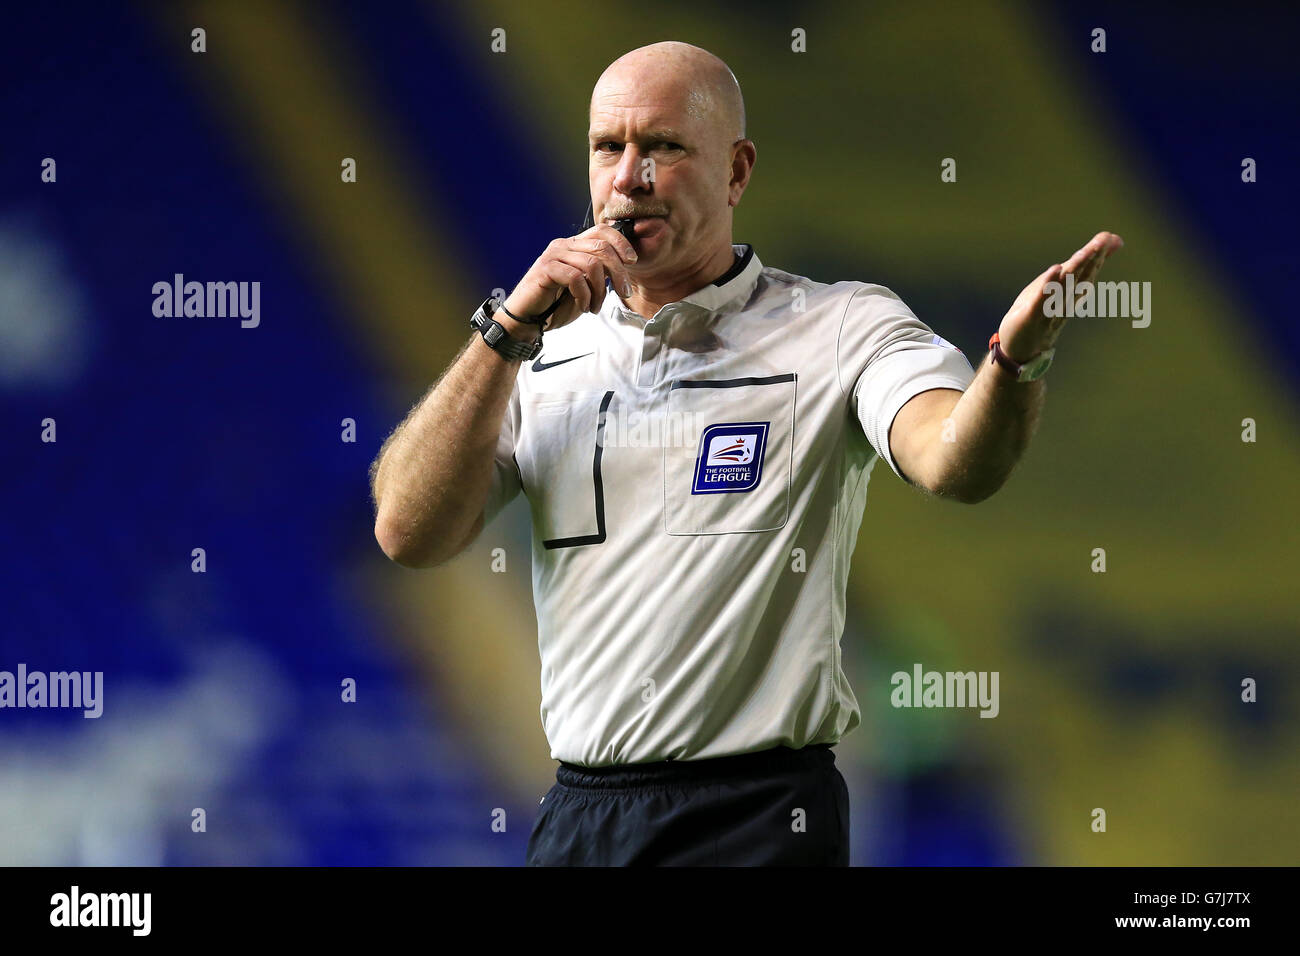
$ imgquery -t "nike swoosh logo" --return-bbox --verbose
[532,352,593,372]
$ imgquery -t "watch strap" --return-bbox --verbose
[498,301,546,327]
[471,297,542,361]
[988,332,1053,382]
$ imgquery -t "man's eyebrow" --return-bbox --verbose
[589,129,687,144]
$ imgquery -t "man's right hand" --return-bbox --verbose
[501,223,638,332]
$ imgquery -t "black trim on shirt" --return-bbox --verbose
[710,244,755,287]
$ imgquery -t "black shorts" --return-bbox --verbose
[524,743,850,866]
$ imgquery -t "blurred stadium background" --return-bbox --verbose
[2,0,1296,865]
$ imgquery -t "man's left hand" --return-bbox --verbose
[997,230,1125,364]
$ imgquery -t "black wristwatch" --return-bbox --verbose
[470,297,542,362]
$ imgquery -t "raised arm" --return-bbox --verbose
[370,224,637,567]
[890,231,1123,502]
[370,323,534,568]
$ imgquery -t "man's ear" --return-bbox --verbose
[729,138,757,206]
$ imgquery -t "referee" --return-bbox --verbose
[370,41,1122,865]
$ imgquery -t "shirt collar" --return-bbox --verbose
[607,243,762,323]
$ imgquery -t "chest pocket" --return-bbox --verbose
[663,373,796,535]
[516,390,614,549]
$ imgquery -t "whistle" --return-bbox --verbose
[535,213,637,326]
[612,218,636,243]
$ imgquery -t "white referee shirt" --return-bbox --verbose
[484,243,975,766]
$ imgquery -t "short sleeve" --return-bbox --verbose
[482,375,524,525]
[836,283,976,480]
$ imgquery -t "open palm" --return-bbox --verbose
[998,231,1124,363]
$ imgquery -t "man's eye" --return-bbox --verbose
[596,142,620,152]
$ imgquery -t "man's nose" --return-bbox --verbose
[612,145,652,197]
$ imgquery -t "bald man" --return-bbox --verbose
[370,41,1122,866]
